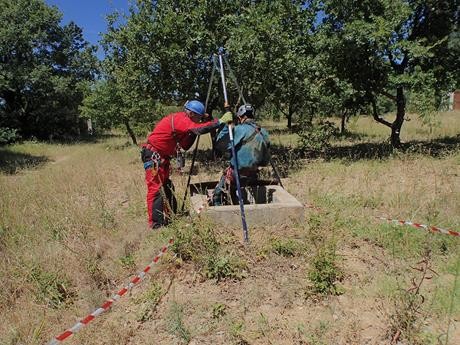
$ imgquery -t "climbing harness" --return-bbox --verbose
[141,147,162,175]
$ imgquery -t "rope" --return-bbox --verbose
[223,54,247,105]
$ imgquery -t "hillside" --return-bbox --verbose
[1,112,459,345]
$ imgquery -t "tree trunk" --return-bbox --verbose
[287,104,293,129]
[340,109,348,134]
[287,113,292,129]
[124,120,137,146]
[391,87,405,148]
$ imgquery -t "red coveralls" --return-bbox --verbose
[142,111,220,228]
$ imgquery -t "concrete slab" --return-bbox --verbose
[190,181,304,226]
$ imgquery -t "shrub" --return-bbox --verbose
[307,244,343,296]
[205,254,247,281]
[0,127,20,145]
[135,283,163,322]
[297,120,338,152]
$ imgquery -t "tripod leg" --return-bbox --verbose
[269,158,284,188]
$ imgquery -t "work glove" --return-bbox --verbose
[219,111,233,124]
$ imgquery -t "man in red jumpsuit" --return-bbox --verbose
[141,100,232,229]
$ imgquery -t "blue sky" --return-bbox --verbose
[45,0,130,59]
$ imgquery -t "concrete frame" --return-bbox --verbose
[190,181,305,226]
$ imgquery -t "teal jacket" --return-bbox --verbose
[215,119,270,169]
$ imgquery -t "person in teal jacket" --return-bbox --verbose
[212,104,270,206]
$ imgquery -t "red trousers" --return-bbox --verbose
[145,160,176,228]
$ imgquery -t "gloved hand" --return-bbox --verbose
[219,111,233,124]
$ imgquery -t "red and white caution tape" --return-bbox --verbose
[48,238,174,344]
[377,217,459,237]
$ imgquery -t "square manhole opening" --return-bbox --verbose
[189,180,305,226]
[190,179,281,206]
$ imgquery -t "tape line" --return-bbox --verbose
[378,217,459,237]
[48,238,174,344]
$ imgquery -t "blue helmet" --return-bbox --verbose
[184,100,205,116]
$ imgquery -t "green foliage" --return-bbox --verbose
[307,244,343,296]
[297,120,338,152]
[229,319,247,343]
[0,0,98,140]
[28,265,74,308]
[316,0,460,146]
[270,238,297,257]
[407,69,441,134]
[170,220,219,262]
[225,1,318,128]
[205,254,247,282]
[119,254,135,269]
[211,302,227,319]
[98,0,319,132]
[170,219,247,281]
[0,128,19,145]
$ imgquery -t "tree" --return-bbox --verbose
[0,0,97,140]
[95,0,320,139]
[316,0,460,147]
[97,0,254,143]
[225,1,318,129]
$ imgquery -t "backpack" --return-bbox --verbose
[240,122,270,168]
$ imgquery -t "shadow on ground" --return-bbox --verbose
[233,135,460,178]
[326,135,460,161]
[0,149,49,174]
[149,135,459,180]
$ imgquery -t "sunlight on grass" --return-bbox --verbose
[1,111,459,344]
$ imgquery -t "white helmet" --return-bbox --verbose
[236,104,254,118]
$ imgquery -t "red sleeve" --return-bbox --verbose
[173,112,221,136]
[180,133,197,151]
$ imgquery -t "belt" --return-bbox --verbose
[143,142,170,160]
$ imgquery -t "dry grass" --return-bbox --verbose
[0,111,459,344]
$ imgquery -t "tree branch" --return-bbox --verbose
[380,90,397,102]
[372,98,392,128]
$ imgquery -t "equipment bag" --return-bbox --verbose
[241,123,270,168]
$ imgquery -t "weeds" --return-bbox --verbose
[306,244,343,297]
[170,220,219,262]
[1,114,459,344]
[205,254,247,281]
[229,319,248,344]
[119,253,135,269]
[270,238,297,257]
[256,312,270,337]
[135,282,163,322]
[387,251,438,344]
[28,265,75,308]
[211,303,227,319]
[170,219,247,281]
[166,301,191,343]
[119,241,138,269]
[296,321,329,345]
